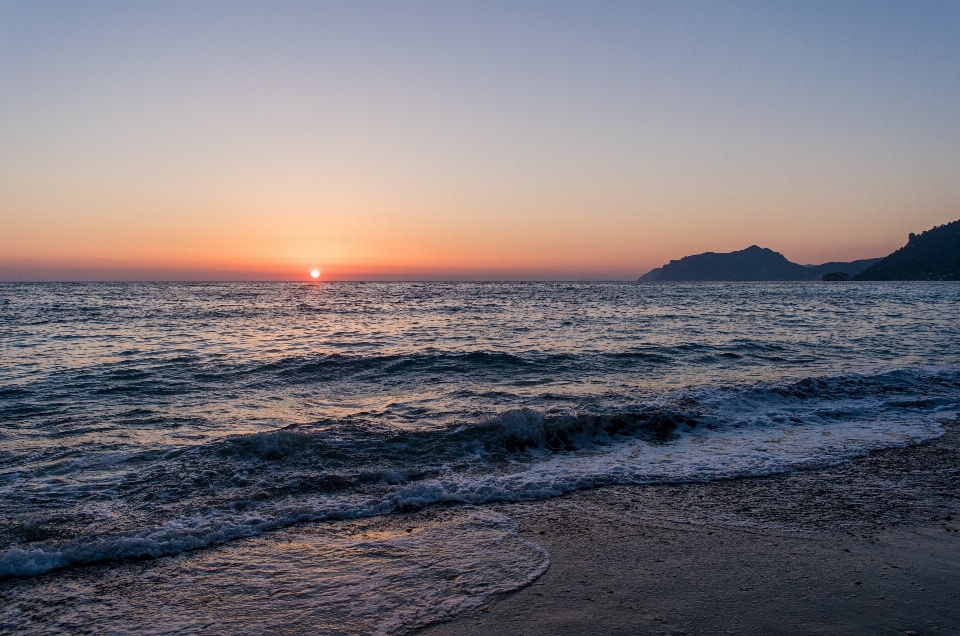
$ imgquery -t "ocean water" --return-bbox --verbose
[1,281,958,633]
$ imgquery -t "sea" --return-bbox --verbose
[1,281,958,634]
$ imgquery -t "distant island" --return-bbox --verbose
[853,219,960,281]
[639,218,960,282]
[638,246,879,282]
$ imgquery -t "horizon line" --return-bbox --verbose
[0,278,642,284]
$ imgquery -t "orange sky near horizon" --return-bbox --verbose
[3,166,947,281]
[2,2,959,281]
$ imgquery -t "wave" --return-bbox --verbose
[9,343,922,409]
[0,347,683,400]
[1,368,956,578]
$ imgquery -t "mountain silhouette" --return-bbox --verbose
[639,246,879,282]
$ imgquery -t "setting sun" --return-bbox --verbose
[310,269,320,279]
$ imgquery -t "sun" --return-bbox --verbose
[310,269,320,279]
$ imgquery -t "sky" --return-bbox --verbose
[1,0,959,281]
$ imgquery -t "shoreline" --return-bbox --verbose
[419,419,960,635]
[2,420,956,634]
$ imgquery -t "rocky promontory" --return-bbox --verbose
[854,219,960,281]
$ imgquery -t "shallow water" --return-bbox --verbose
[1,282,958,632]
[1,507,547,635]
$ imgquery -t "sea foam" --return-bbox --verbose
[1,369,953,578]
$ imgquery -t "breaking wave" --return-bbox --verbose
[2,368,956,578]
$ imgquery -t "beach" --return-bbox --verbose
[420,419,960,635]
[4,420,956,636]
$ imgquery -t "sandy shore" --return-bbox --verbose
[419,419,960,636]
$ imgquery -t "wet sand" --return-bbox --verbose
[419,419,960,636]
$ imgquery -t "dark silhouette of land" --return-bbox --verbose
[639,218,960,282]
[638,245,879,282]
[854,219,960,281]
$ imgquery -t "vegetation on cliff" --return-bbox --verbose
[854,219,960,281]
